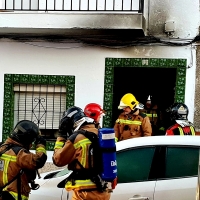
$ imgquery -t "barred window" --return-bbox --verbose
[14,84,66,141]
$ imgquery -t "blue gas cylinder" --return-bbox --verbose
[98,128,117,182]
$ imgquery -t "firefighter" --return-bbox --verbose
[0,120,47,200]
[165,103,196,135]
[53,106,111,200]
[140,95,165,136]
[84,103,105,128]
[114,93,152,142]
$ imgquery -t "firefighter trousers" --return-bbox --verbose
[72,189,111,200]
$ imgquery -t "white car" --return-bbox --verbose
[30,136,200,200]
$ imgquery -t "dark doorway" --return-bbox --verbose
[112,67,177,126]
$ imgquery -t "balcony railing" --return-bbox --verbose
[0,0,144,13]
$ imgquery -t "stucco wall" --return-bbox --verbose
[0,38,197,173]
[194,44,200,131]
[0,40,196,136]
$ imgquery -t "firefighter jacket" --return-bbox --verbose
[140,105,165,136]
[140,105,159,126]
[0,137,47,200]
[53,124,100,191]
[114,111,152,142]
[166,123,196,136]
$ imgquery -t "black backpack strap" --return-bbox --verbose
[0,144,14,156]
[0,144,24,200]
[12,146,24,155]
[0,170,23,197]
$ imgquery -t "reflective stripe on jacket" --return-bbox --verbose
[178,126,195,136]
[114,112,152,141]
[53,124,99,191]
[115,119,142,125]
[0,138,47,200]
[166,123,196,136]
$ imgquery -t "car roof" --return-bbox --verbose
[116,136,200,151]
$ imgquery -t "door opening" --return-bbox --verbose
[112,67,177,126]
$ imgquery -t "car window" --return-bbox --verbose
[43,168,71,179]
[53,168,72,178]
[117,147,155,183]
[165,147,199,178]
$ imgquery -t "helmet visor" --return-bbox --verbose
[136,103,144,110]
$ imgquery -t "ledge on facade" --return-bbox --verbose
[0,13,146,41]
[0,28,148,46]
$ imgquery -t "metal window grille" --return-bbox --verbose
[14,84,66,139]
[0,0,143,12]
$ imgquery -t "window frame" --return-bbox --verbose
[116,144,200,184]
[3,74,75,151]
[116,145,156,183]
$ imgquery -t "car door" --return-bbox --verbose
[154,146,199,200]
[111,146,156,200]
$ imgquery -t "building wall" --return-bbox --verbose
[0,0,199,172]
[194,45,200,132]
[0,40,196,136]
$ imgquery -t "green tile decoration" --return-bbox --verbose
[104,75,114,85]
[38,75,50,84]
[132,58,142,66]
[168,59,177,67]
[104,84,113,94]
[150,58,159,67]
[104,101,113,111]
[176,76,186,86]
[105,58,114,67]
[3,74,75,151]
[113,58,123,67]
[103,58,187,127]
[175,86,185,95]
[176,95,185,103]
[123,58,132,67]
[67,76,75,84]
[103,111,113,128]
[141,58,149,67]
[105,66,114,76]
[159,59,168,67]
[67,84,75,93]
[177,59,187,67]
[30,75,39,84]
[46,141,56,151]
[177,67,186,76]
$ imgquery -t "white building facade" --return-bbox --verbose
[0,0,199,155]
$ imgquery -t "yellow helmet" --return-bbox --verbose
[118,93,142,110]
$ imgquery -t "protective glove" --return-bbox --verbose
[58,117,73,139]
[35,135,46,146]
[57,130,68,139]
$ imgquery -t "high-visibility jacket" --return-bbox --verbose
[0,138,47,200]
[114,112,152,142]
[166,123,196,136]
[53,124,100,191]
[140,105,159,126]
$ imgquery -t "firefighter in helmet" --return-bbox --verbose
[0,120,47,200]
[84,103,105,128]
[114,93,152,142]
[53,106,111,200]
[165,103,196,136]
[140,95,165,136]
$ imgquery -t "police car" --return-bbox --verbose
[29,136,200,200]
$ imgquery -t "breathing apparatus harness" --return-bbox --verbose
[66,130,108,192]
[0,143,40,200]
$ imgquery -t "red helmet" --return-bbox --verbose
[84,103,105,121]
